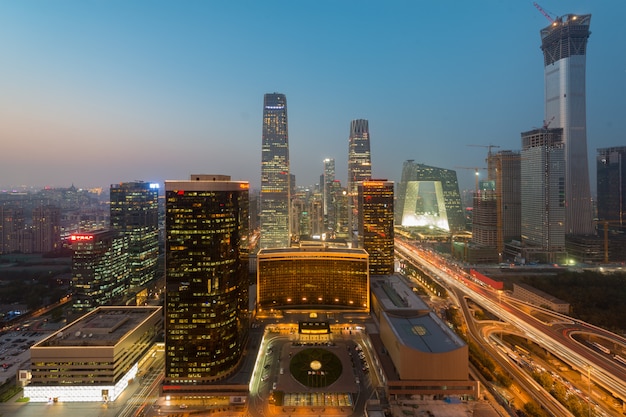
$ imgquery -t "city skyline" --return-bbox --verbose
[2,1,625,193]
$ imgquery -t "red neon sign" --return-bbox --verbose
[70,234,94,242]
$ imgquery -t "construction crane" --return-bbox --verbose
[455,166,487,193]
[542,115,555,129]
[468,144,501,156]
[533,2,554,23]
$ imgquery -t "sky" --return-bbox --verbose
[1,1,625,194]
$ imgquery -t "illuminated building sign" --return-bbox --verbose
[70,234,94,242]
[149,183,160,189]
[239,183,250,190]
[264,105,285,110]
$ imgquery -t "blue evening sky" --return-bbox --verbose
[1,1,624,193]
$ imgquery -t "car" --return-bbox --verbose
[179,404,188,409]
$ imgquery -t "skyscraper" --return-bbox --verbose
[347,119,372,239]
[359,180,394,276]
[597,147,626,231]
[395,161,465,232]
[164,175,249,392]
[520,128,565,262]
[487,150,521,257]
[260,93,290,248]
[323,158,335,220]
[540,13,594,235]
[32,204,61,254]
[110,181,159,288]
[70,230,130,311]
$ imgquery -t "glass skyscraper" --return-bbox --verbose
[597,147,626,231]
[347,119,372,238]
[110,181,159,288]
[70,230,130,311]
[260,93,290,248]
[395,161,465,232]
[164,175,249,391]
[540,13,594,235]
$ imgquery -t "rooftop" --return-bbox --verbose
[35,306,161,348]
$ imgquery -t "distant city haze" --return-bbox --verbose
[1,1,624,193]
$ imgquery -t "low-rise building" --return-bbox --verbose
[511,283,570,314]
[370,275,477,399]
[24,306,162,402]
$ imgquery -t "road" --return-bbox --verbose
[396,238,626,413]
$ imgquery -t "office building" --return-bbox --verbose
[358,180,394,275]
[395,161,465,232]
[32,204,61,253]
[329,180,349,238]
[540,13,594,235]
[25,306,162,402]
[596,147,626,262]
[70,230,130,311]
[487,151,522,248]
[260,93,290,248]
[257,244,369,312]
[597,147,626,232]
[520,128,565,263]
[323,158,335,225]
[110,181,159,288]
[164,175,249,392]
[347,119,372,237]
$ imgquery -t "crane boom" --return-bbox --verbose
[533,2,554,23]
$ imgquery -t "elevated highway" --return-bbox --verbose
[395,239,626,405]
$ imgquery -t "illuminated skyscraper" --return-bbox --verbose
[395,161,465,232]
[347,119,372,238]
[70,230,130,311]
[260,93,290,248]
[323,158,335,219]
[110,181,159,288]
[540,13,594,235]
[164,175,249,392]
[359,180,394,276]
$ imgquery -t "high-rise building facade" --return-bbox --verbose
[487,151,522,259]
[520,128,565,262]
[597,147,626,232]
[164,175,249,391]
[359,180,394,276]
[32,205,61,253]
[260,93,290,248]
[395,161,465,232]
[540,14,594,235]
[110,181,159,288]
[347,119,372,238]
[323,158,335,221]
[70,230,130,311]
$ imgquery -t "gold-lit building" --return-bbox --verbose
[257,244,369,313]
[164,175,250,394]
[358,179,394,276]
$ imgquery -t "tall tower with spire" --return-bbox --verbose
[347,119,372,241]
[260,93,290,248]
